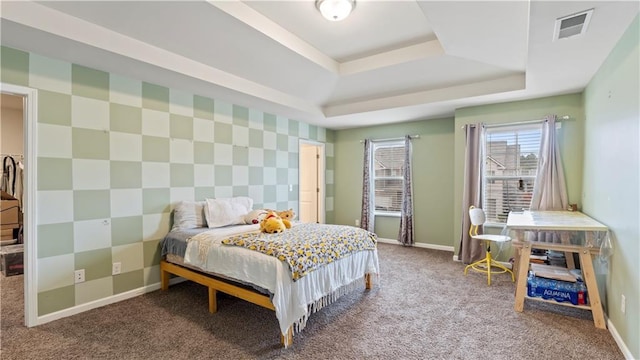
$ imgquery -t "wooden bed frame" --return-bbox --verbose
[160,259,373,346]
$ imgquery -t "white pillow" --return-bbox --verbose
[172,201,207,231]
[205,197,253,228]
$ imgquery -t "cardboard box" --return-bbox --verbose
[1,228,17,246]
[0,190,14,200]
[1,228,14,240]
[0,244,24,276]
[1,191,20,230]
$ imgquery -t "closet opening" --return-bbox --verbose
[1,84,37,327]
[1,92,26,323]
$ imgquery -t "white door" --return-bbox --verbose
[299,144,318,223]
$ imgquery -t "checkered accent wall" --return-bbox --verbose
[1,46,335,316]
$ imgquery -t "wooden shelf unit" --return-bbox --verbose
[525,294,592,311]
[507,211,608,330]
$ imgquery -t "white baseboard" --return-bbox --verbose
[36,277,186,326]
[608,318,634,359]
[377,237,454,252]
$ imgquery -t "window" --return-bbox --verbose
[483,123,542,223]
[371,140,405,215]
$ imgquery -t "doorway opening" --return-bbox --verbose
[1,83,37,327]
[298,140,325,224]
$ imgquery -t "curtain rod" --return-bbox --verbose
[359,135,420,143]
[461,115,570,129]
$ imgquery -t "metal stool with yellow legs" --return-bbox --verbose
[464,206,515,285]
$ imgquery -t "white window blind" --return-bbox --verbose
[483,123,542,223]
[372,141,405,214]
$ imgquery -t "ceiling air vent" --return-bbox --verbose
[553,9,594,41]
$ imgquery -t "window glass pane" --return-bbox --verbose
[484,178,535,222]
[374,179,403,211]
[485,128,540,176]
[483,124,542,223]
[374,146,404,176]
[372,143,404,213]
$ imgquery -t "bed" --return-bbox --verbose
[160,217,379,347]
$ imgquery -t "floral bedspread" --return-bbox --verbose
[220,223,377,281]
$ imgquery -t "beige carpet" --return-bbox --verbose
[0,243,623,359]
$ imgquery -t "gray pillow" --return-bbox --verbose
[172,201,207,231]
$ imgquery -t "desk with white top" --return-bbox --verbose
[507,210,608,329]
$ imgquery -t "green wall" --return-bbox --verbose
[0,46,334,316]
[332,93,586,253]
[333,118,455,247]
[583,15,639,359]
[453,94,586,259]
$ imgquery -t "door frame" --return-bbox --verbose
[1,83,38,327]
[298,139,325,224]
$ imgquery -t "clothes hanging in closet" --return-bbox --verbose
[2,155,17,195]
[1,155,23,209]
[15,160,23,210]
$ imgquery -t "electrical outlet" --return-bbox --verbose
[621,294,626,314]
[74,269,85,283]
[112,262,121,275]
[355,219,360,227]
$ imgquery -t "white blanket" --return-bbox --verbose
[183,224,380,342]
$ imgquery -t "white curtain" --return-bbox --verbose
[530,115,569,243]
[531,115,569,211]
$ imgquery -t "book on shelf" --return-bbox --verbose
[529,254,547,260]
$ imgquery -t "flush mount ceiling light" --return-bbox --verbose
[316,0,355,22]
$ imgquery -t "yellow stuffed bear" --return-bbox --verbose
[277,208,295,226]
[264,208,294,229]
[260,212,287,234]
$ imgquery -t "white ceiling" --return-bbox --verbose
[1,1,638,130]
